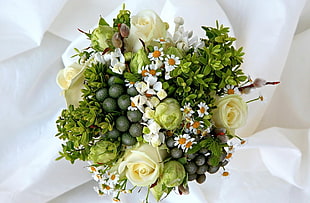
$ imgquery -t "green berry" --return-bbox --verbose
[196,165,208,174]
[207,165,220,174]
[95,88,108,101]
[171,147,183,159]
[188,174,197,181]
[115,116,130,132]
[127,86,139,96]
[121,132,137,146]
[107,128,121,139]
[185,162,198,174]
[109,84,124,98]
[117,94,131,110]
[166,137,175,148]
[102,98,118,112]
[129,123,143,137]
[108,76,124,86]
[196,174,206,184]
[127,110,143,122]
[194,154,206,166]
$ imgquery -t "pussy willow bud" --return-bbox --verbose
[178,184,189,195]
[253,78,266,87]
[120,23,130,38]
[112,32,123,48]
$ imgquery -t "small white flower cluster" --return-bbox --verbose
[87,164,123,200]
[174,102,211,152]
[172,17,204,52]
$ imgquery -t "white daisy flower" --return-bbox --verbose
[106,172,119,186]
[190,120,204,134]
[164,55,180,71]
[224,84,240,95]
[197,102,209,117]
[174,134,196,152]
[138,65,149,78]
[181,103,195,117]
[146,62,161,77]
[148,46,164,61]
[125,79,135,88]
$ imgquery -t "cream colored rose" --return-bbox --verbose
[212,94,248,131]
[56,62,83,90]
[56,62,85,107]
[126,10,168,52]
[118,143,167,186]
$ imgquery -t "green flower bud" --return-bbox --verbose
[129,48,150,74]
[154,98,182,130]
[161,160,186,187]
[88,141,118,163]
[91,25,114,52]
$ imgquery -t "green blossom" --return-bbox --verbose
[90,25,114,52]
[88,141,118,163]
[129,48,150,74]
[161,160,186,187]
[154,98,182,130]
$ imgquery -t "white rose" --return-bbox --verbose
[118,143,167,186]
[56,62,85,107]
[212,94,248,131]
[56,62,83,90]
[126,10,168,52]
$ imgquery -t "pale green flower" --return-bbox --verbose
[91,25,114,52]
[154,98,182,130]
[88,141,118,164]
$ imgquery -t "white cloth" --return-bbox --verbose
[1,0,310,202]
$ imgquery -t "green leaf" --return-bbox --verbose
[99,16,110,26]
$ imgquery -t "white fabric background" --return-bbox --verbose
[0,0,310,202]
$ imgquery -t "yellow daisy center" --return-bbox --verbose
[178,137,187,145]
[200,107,205,113]
[185,141,193,148]
[168,58,176,65]
[227,89,235,94]
[192,121,200,129]
[152,50,161,58]
[149,69,156,76]
[141,70,148,77]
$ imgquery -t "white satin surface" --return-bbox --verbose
[1,0,310,202]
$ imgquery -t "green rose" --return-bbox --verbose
[91,25,114,51]
[161,160,185,187]
[88,141,118,163]
[154,98,182,130]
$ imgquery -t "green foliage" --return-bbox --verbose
[55,62,119,163]
[113,5,131,28]
[168,21,246,108]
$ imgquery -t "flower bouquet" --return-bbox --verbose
[55,5,279,202]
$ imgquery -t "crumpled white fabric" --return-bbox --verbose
[1,0,310,202]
